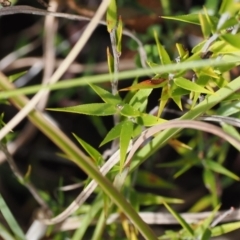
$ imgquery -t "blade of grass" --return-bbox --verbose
[0,194,26,240]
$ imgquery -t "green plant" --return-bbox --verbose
[1,0,240,239]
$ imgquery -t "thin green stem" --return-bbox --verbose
[0,57,239,99]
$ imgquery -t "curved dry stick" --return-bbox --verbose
[125,120,240,166]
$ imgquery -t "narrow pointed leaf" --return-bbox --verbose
[136,114,166,126]
[163,202,194,236]
[100,121,124,146]
[120,104,140,117]
[205,159,240,181]
[212,221,240,236]
[8,71,27,83]
[137,193,183,205]
[219,0,240,15]
[129,89,153,111]
[176,43,189,60]
[171,94,182,110]
[154,31,171,65]
[119,78,167,91]
[106,0,117,32]
[220,33,240,49]
[0,194,26,240]
[162,14,201,25]
[73,133,104,165]
[199,12,212,38]
[203,169,219,207]
[88,83,121,104]
[116,16,123,54]
[47,103,117,116]
[174,77,213,94]
[158,84,170,117]
[222,123,240,141]
[162,14,217,25]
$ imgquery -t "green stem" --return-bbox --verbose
[0,72,158,240]
[0,57,239,99]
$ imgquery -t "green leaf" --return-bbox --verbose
[171,86,189,96]
[174,164,193,178]
[174,77,213,94]
[107,47,114,75]
[0,194,26,240]
[212,221,240,237]
[219,0,240,15]
[217,101,240,116]
[154,31,171,65]
[0,223,15,240]
[129,89,153,111]
[199,228,212,240]
[203,169,219,207]
[119,78,167,91]
[128,189,140,212]
[47,103,117,116]
[137,193,183,205]
[158,84,170,117]
[120,104,140,117]
[220,33,240,49]
[218,17,238,31]
[8,71,27,83]
[100,121,124,146]
[162,14,201,25]
[73,133,104,165]
[116,16,123,54]
[88,83,121,104]
[162,14,217,26]
[189,195,212,212]
[205,159,240,181]
[163,202,194,237]
[100,121,124,147]
[171,94,182,110]
[210,40,239,54]
[199,12,212,38]
[176,43,189,60]
[106,0,117,32]
[120,121,133,171]
[136,170,175,189]
[222,123,240,141]
[136,114,166,126]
